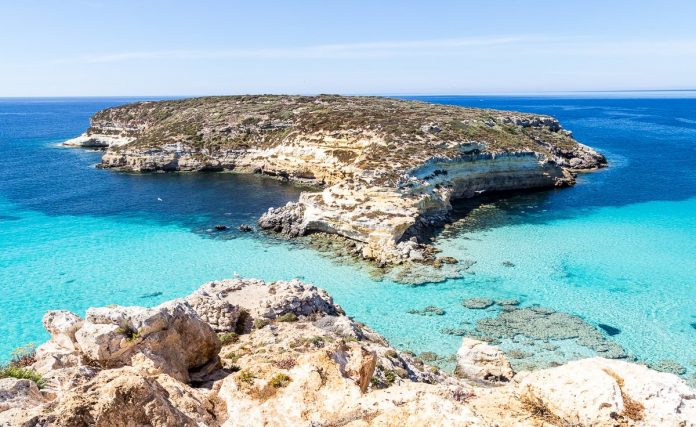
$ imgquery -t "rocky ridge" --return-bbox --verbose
[66,95,606,269]
[2,278,694,426]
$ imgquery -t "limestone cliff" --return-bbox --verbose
[2,278,693,426]
[67,95,606,264]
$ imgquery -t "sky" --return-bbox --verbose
[1,0,696,96]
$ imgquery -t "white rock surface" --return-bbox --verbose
[455,338,514,383]
[516,357,696,426]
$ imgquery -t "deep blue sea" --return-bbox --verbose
[1,95,695,379]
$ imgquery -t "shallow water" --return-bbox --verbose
[1,96,694,378]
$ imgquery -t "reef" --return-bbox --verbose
[66,95,606,271]
[2,278,694,426]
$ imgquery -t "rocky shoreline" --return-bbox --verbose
[65,95,606,276]
[1,278,694,426]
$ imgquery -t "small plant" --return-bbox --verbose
[237,369,255,385]
[384,370,396,385]
[304,336,324,347]
[219,332,239,345]
[224,352,240,362]
[10,343,37,367]
[277,312,298,322]
[0,365,46,389]
[253,318,269,329]
[268,373,292,388]
[116,326,140,342]
[228,365,241,373]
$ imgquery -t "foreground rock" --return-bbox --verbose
[516,358,696,426]
[3,277,693,427]
[455,338,514,383]
[67,95,605,269]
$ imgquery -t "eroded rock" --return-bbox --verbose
[455,338,514,383]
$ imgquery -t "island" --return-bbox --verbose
[65,95,606,267]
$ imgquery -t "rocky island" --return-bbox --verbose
[65,96,606,268]
[2,278,694,426]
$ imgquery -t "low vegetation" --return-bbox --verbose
[1,344,45,388]
[219,332,239,345]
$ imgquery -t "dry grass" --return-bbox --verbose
[603,369,645,422]
[520,393,566,426]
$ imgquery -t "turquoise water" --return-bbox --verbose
[1,97,695,378]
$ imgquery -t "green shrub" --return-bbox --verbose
[237,369,255,384]
[219,332,239,345]
[277,312,298,322]
[0,365,46,389]
[384,370,396,385]
[224,352,240,362]
[115,326,140,342]
[253,319,269,329]
[268,373,292,388]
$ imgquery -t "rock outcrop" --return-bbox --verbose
[2,277,694,426]
[455,338,514,383]
[516,358,696,426]
[67,95,606,267]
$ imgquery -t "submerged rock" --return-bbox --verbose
[462,298,495,309]
[474,306,628,359]
[407,305,446,316]
[651,359,687,376]
[598,323,621,336]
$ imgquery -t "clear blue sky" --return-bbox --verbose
[2,0,695,96]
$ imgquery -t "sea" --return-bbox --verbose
[1,94,695,380]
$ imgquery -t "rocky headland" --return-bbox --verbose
[2,278,694,426]
[65,95,606,273]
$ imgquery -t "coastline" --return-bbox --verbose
[2,277,694,426]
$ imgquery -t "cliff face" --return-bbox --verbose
[3,278,694,426]
[68,95,606,265]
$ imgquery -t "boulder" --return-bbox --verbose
[517,357,696,426]
[186,278,344,330]
[455,338,514,383]
[33,311,85,373]
[41,310,83,350]
[74,300,220,382]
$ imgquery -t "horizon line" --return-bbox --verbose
[2,89,696,100]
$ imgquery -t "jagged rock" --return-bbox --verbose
[186,278,343,330]
[517,358,696,426]
[9,277,694,426]
[0,378,45,412]
[237,224,253,232]
[257,202,306,237]
[71,300,220,382]
[20,368,218,427]
[455,338,514,383]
